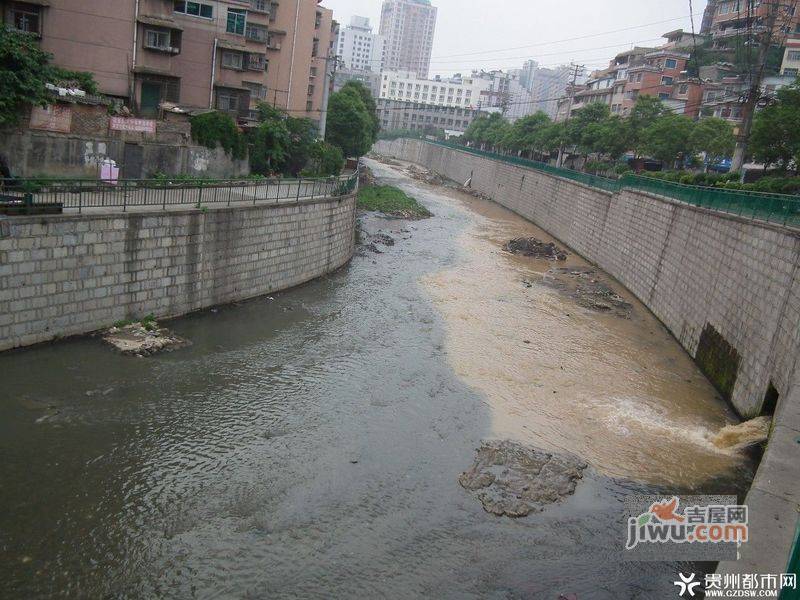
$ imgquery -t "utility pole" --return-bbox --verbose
[556,63,584,168]
[318,55,340,139]
[730,0,795,173]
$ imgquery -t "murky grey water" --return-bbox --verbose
[1,160,755,599]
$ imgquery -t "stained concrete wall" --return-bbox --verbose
[374,139,800,419]
[0,194,356,351]
[1,131,249,179]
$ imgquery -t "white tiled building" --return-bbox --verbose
[335,16,384,72]
[378,70,491,109]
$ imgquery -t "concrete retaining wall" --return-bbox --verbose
[375,138,800,419]
[1,131,249,179]
[0,194,356,351]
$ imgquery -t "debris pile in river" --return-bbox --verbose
[545,267,633,318]
[504,237,568,261]
[356,226,396,255]
[367,152,402,166]
[459,440,587,517]
[103,317,187,356]
[406,164,445,185]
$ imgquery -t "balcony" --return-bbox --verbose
[249,0,270,14]
[245,24,268,43]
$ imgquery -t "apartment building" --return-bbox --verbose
[620,50,703,116]
[379,0,436,79]
[781,39,800,77]
[703,0,800,48]
[378,70,490,109]
[375,98,481,134]
[335,15,383,72]
[528,65,575,120]
[1,0,334,124]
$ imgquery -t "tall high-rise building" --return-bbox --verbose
[519,60,539,92]
[379,0,437,79]
[335,16,384,71]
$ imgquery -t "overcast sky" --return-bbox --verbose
[321,0,708,75]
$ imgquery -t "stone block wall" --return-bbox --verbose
[374,138,800,418]
[0,194,356,351]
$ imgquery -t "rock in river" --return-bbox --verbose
[459,440,587,517]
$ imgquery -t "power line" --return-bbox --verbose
[426,13,702,59]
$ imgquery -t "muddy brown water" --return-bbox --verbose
[0,158,756,599]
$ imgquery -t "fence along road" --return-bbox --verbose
[427,141,800,229]
[0,174,359,214]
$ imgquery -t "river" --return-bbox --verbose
[0,158,756,598]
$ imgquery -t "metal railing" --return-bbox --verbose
[427,140,800,228]
[0,172,358,214]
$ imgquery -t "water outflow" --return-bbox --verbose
[711,416,772,451]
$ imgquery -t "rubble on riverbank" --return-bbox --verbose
[356,225,397,255]
[366,153,402,167]
[459,440,587,517]
[406,164,445,185]
[103,317,187,356]
[504,237,568,261]
[544,267,633,318]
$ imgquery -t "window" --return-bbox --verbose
[251,0,268,12]
[788,51,800,61]
[248,53,266,71]
[174,1,213,18]
[145,29,172,50]
[678,83,689,94]
[246,24,268,42]
[217,91,239,111]
[10,5,40,33]
[306,100,313,111]
[665,58,678,69]
[308,84,315,97]
[222,51,244,70]
[243,81,266,100]
[784,68,799,77]
[227,8,246,34]
[312,38,319,57]
[661,76,674,85]
[658,92,671,100]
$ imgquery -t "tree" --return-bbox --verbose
[463,112,510,149]
[340,80,379,145]
[326,86,373,157]
[581,116,630,160]
[641,113,695,168]
[249,118,290,175]
[190,111,247,159]
[283,117,317,176]
[689,117,735,169]
[749,82,800,171]
[302,141,344,176]
[628,96,666,158]
[501,111,551,154]
[567,103,611,153]
[0,28,97,126]
[534,122,568,156]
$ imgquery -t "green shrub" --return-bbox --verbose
[190,112,247,159]
[301,141,344,177]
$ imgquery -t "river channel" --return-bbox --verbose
[0,158,757,598]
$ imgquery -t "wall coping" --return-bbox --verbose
[423,141,800,237]
[2,192,357,225]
